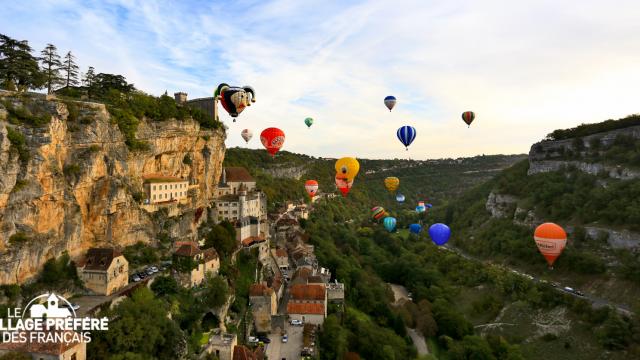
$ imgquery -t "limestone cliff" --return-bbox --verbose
[0,92,225,284]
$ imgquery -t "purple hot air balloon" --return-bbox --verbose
[429,223,451,246]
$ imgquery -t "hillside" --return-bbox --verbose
[435,114,640,309]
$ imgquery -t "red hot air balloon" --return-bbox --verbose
[534,223,567,268]
[305,180,319,198]
[260,128,285,157]
[335,176,353,197]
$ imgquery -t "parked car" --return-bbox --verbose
[132,275,141,282]
[563,286,575,293]
[281,334,288,343]
[258,336,271,343]
[248,336,258,344]
[290,319,303,326]
[574,290,585,297]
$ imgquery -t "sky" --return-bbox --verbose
[2,0,640,159]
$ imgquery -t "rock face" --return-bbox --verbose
[260,164,307,180]
[485,191,517,219]
[0,93,225,284]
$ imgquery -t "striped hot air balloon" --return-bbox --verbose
[371,206,386,221]
[305,180,319,198]
[462,111,475,127]
[383,217,396,232]
[384,96,397,111]
[534,223,567,268]
[384,177,400,192]
[397,125,416,150]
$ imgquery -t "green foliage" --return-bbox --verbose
[182,153,192,165]
[123,242,160,268]
[35,252,80,290]
[0,34,45,91]
[64,101,79,122]
[151,275,179,297]
[2,99,50,126]
[173,254,198,273]
[203,222,237,258]
[8,232,29,245]
[546,114,640,141]
[109,106,149,151]
[89,287,185,359]
[203,275,228,308]
[63,163,81,178]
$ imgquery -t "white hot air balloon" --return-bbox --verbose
[241,129,253,143]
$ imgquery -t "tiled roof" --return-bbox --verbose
[275,248,287,258]
[175,243,201,257]
[276,218,299,227]
[241,236,265,247]
[292,267,312,281]
[225,167,255,182]
[289,284,325,301]
[287,302,325,315]
[0,331,83,355]
[307,275,325,284]
[203,247,219,262]
[82,248,122,271]
[143,173,186,183]
[249,283,273,297]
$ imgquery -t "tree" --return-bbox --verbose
[151,275,179,297]
[82,66,96,87]
[319,315,348,360]
[62,51,79,88]
[204,224,237,258]
[89,73,134,98]
[203,275,228,308]
[0,34,44,90]
[39,44,63,94]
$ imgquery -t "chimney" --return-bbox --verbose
[174,92,187,104]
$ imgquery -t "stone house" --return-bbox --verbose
[76,248,128,296]
[0,330,86,360]
[205,333,236,360]
[286,284,327,325]
[173,242,220,288]
[249,283,277,333]
[143,174,190,204]
[272,248,289,271]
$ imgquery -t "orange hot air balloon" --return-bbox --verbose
[534,223,567,267]
[260,127,285,157]
[305,180,319,198]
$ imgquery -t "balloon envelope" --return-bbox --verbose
[397,126,417,150]
[304,117,314,128]
[426,203,433,209]
[335,157,360,181]
[384,96,397,111]
[260,128,285,157]
[305,180,319,198]
[371,206,386,221]
[335,176,353,197]
[241,129,253,143]
[396,193,405,203]
[416,205,426,213]
[383,217,397,232]
[384,177,400,192]
[534,223,567,267]
[216,84,255,120]
[462,111,475,126]
[429,223,451,246]
[409,223,422,234]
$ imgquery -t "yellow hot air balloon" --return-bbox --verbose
[384,177,399,192]
[335,157,360,181]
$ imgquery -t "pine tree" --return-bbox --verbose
[82,66,95,87]
[62,51,79,88]
[0,34,45,91]
[39,43,63,94]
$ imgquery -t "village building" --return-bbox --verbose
[241,235,269,263]
[271,248,289,271]
[233,345,264,360]
[327,281,345,303]
[286,283,327,325]
[0,331,86,360]
[249,283,277,333]
[205,333,237,360]
[172,242,220,288]
[76,248,128,296]
[143,174,190,204]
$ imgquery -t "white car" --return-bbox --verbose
[248,336,258,343]
[282,334,288,343]
[290,319,303,326]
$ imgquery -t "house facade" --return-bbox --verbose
[286,284,327,325]
[249,283,277,333]
[76,248,128,296]
[0,331,86,360]
[143,174,189,204]
[173,242,220,288]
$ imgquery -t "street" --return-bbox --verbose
[266,322,303,360]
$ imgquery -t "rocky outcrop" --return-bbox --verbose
[260,164,307,180]
[485,191,518,219]
[527,160,640,180]
[0,93,225,284]
[584,226,640,250]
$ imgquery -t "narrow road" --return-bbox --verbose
[388,283,429,355]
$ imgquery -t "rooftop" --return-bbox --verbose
[224,167,255,183]
[241,236,266,247]
[79,248,123,271]
[143,173,187,183]
[174,242,201,257]
[290,283,326,301]
[287,302,325,315]
[249,283,274,297]
[0,330,83,355]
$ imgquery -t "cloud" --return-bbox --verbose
[2,0,639,159]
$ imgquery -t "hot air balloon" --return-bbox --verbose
[534,223,567,268]
[215,83,256,121]
[416,205,426,213]
[384,96,396,111]
[260,128,285,157]
[305,180,319,198]
[396,193,405,203]
[371,206,386,221]
[241,129,253,143]
[426,203,433,209]
[429,223,451,246]
[335,175,353,197]
[462,111,475,127]
[335,157,360,181]
[409,223,422,234]
[384,177,400,193]
[383,217,397,232]
[304,117,314,128]
[397,126,416,150]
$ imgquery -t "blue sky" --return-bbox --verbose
[2,0,640,159]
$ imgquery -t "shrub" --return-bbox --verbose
[183,154,192,165]
[63,164,81,178]
[8,232,29,245]
[6,127,29,162]
[64,101,79,122]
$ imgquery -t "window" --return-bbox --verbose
[152,185,156,190]
[71,353,77,360]
[153,195,156,200]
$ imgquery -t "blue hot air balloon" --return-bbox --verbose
[384,96,397,111]
[416,205,426,213]
[409,223,422,234]
[426,203,433,209]
[396,193,405,203]
[397,125,416,150]
[429,223,451,246]
[383,217,397,232]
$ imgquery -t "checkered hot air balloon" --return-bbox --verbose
[397,126,416,150]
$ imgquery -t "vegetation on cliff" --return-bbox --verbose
[546,114,640,141]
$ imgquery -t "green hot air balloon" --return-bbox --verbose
[304,117,314,128]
